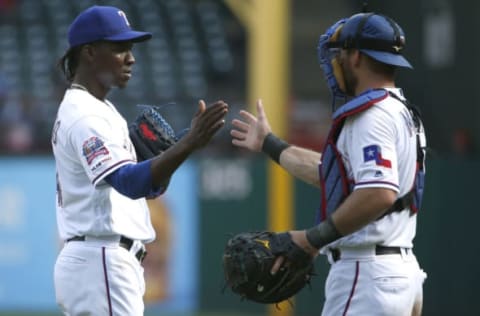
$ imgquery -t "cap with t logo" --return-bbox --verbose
[67,5,152,49]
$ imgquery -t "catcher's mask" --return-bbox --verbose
[317,13,412,106]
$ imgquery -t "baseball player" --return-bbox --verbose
[52,5,228,315]
[231,13,427,316]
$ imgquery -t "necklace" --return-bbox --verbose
[70,82,108,103]
[70,83,88,91]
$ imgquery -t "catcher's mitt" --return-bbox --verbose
[128,106,180,161]
[222,231,315,304]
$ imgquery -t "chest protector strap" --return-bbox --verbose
[384,92,426,216]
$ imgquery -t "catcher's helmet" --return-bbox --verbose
[327,13,412,69]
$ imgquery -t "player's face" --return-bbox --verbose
[91,41,135,89]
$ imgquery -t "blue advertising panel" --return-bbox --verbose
[0,158,198,313]
[0,157,57,310]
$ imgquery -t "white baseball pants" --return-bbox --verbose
[54,238,145,315]
[321,247,427,316]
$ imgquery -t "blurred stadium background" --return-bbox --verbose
[0,0,478,315]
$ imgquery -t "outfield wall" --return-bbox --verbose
[0,157,477,315]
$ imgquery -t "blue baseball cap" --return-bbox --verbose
[68,5,152,48]
[332,13,412,69]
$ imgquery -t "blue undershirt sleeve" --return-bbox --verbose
[104,160,164,199]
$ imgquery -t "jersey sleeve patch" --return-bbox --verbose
[82,136,110,165]
[363,144,391,168]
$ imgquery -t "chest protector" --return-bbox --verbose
[315,89,426,223]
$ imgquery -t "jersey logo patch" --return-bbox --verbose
[363,145,391,168]
[82,137,109,165]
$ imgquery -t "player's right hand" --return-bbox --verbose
[184,100,228,149]
[230,99,272,152]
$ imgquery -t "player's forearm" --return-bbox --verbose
[279,146,321,187]
[331,187,397,235]
[305,187,396,249]
[149,138,195,187]
[262,133,321,187]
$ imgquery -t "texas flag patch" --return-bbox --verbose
[363,145,391,168]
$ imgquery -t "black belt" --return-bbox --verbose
[66,235,147,263]
[330,245,405,263]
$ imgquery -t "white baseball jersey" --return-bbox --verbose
[327,88,424,249]
[51,88,155,243]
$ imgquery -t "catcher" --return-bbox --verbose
[229,12,427,316]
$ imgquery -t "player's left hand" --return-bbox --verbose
[231,99,272,152]
[271,230,319,275]
[222,230,315,304]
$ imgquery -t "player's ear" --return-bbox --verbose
[352,49,362,67]
[81,44,97,62]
